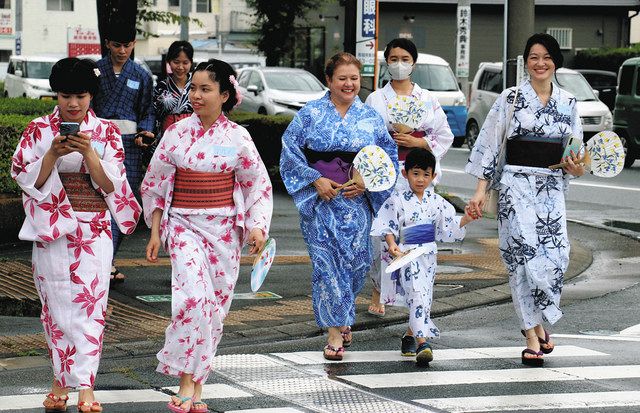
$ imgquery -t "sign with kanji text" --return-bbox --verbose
[356,0,377,77]
[0,12,11,35]
[455,5,471,78]
[67,27,101,57]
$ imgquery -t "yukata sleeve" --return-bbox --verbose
[137,72,155,133]
[424,95,454,160]
[98,122,142,234]
[140,127,177,228]
[465,90,509,184]
[279,111,321,196]
[235,129,273,241]
[434,194,466,243]
[153,82,169,123]
[11,120,76,242]
[367,114,399,213]
[370,194,401,239]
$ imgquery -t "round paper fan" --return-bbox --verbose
[586,130,625,178]
[387,96,427,131]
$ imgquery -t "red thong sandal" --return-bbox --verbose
[190,400,208,413]
[77,400,102,412]
[323,344,345,361]
[167,395,192,413]
[340,327,353,348]
[43,393,69,413]
[520,329,555,354]
[521,348,544,367]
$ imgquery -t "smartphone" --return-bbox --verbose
[137,132,155,145]
[59,122,80,141]
[562,135,582,159]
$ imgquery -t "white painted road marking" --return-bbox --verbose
[417,391,640,412]
[553,333,640,342]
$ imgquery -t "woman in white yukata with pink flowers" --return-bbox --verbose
[11,58,141,413]
[142,59,273,413]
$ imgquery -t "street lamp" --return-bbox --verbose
[319,14,339,22]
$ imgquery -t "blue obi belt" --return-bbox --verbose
[400,223,435,245]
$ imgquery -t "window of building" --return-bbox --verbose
[0,1,9,9]
[546,28,572,50]
[196,0,211,13]
[168,0,179,7]
[47,0,74,11]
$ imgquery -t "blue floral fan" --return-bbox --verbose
[387,96,427,132]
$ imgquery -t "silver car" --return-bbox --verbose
[236,67,327,116]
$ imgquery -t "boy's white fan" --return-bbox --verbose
[387,95,427,133]
[338,145,396,192]
[385,246,429,274]
[549,130,625,178]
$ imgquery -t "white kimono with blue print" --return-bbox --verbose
[371,189,465,338]
[465,79,583,329]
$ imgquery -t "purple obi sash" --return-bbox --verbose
[304,148,356,185]
[400,223,436,245]
[397,131,426,162]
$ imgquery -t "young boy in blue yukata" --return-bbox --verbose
[371,148,477,366]
[93,19,155,284]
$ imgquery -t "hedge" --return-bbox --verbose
[574,45,640,73]
[0,98,292,195]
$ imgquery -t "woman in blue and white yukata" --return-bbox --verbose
[280,52,398,361]
[466,34,585,367]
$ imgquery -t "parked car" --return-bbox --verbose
[466,62,613,150]
[576,69,617,111]
[613,57,640,168]
[235,67,327,116]
[375,51,468,146]
[4,55,59,99]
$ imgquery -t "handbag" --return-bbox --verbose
[482,85,520,215]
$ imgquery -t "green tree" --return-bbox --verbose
[137,0,202,39]
[245,0,322,66]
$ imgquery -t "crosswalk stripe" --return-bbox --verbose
[553,333,640,342]
[272,345,607,365]
[340,364,640,388]
[163,383,253,399]
[416,391,640,412]
[225,409,306,413]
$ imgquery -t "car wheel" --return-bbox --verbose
[466,120,480,150]
[258,107,267,115]
[618,132,637,168]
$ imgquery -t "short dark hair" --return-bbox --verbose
[104,18,137,43]
[49,57,99,96]
[404,148,436,173]
[383,38,418,63]
[524,33,563,69]
[325,52,362,79]
[193,59,238,112]
[166,40,194,62]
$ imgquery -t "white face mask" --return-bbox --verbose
[388,61,413,80]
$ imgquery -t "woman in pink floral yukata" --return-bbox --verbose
[11,57,142,413]
[142,59,273,413]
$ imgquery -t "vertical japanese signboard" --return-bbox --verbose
[455,5,471,78]
[67,27,101,57]
[356,0,377,76]
[0,12,11,35]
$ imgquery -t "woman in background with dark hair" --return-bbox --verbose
[142,59,273,413]
[154,40,194,135]
[11,57,141,412]
[466,33,585,367]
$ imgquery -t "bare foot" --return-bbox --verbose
[368,289,385,317]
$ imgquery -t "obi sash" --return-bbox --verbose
[400,223,436,245]
[59,173,108,212]
[506,136,563,168]
[304,148,356,185]
[172,169,235,209]
[162,113,191,131]
[397,131,426,162]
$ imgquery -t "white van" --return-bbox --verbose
[4,55,58,99]
[466,62,613,149]
[375,51,468,146]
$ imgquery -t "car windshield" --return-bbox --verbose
[554,73,597,102]
[25,61,55,79]
[264,71,325,92]
[380,63,459,91]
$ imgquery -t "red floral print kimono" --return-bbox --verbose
[11,107,141,389]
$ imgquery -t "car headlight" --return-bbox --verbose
[453,96,466,106]
[603,111,613,129]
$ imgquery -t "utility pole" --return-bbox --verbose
[504,0,534,88]
[343,0,356,54]
[15,0,22,55]
[180,0,190,41]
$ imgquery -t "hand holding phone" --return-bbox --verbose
[136,132,155,145]
[59,122,80,142]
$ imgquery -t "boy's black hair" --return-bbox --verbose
[404,148,436,173]
[49,57,99,96]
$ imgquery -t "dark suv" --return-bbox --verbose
[576,69,617,112]
[613,58,640,168]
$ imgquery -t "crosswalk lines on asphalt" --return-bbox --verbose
[2,345,640,412]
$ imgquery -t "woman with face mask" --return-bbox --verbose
[364,39,454,356]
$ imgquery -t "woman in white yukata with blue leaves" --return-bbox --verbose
[466,34,585,367]
[280,52,398,361]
